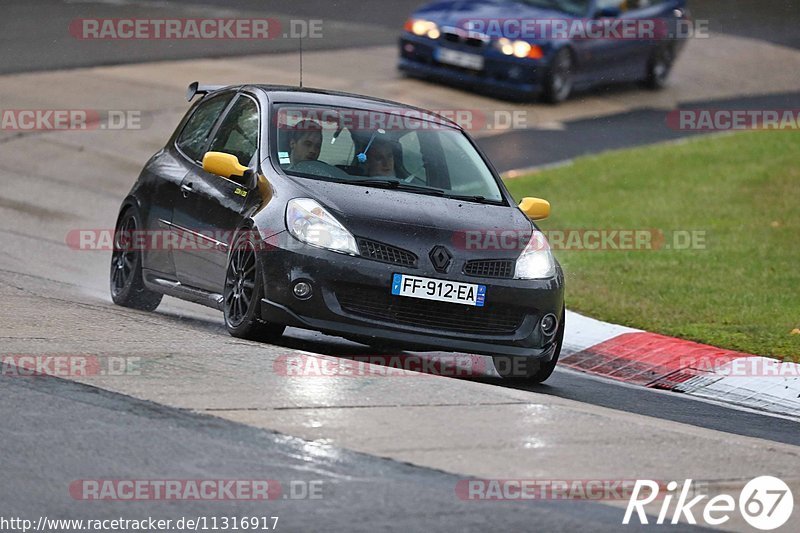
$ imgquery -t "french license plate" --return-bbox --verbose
[435,48,485,70]
[391,274,486,307]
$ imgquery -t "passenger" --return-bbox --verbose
[365,139,396,178]
[288,120,322,165]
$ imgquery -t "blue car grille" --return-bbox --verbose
[441,31,487,48]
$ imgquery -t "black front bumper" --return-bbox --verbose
[259,233,564,359]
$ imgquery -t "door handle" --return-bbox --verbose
[181,183,193,198]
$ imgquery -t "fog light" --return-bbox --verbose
[541,313,558,336]
[293,281,312,299]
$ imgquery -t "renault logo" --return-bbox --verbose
[429,246,452,273]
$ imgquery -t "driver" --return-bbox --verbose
[365,139,396,178]
[288,120,322,165]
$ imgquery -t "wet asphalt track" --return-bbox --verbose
[1,1,799,531]
[6,374,701,532]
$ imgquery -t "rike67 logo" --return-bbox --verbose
[624,476,794,530]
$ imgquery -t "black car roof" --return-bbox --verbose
[204,84,461,130]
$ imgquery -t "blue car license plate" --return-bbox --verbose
[435,48,485,70]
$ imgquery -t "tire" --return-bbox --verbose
[223,231,285,342]
[493,309,565,383]
[644,43,675,90]
[542,49,574,104]
[110,205,163,311]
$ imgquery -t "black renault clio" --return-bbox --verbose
[111,83,564,381]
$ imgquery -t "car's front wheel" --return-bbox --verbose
[542,49,574,104]
[644,43,675,89]
[493,309,564,383]
[110,205,163,311]
[223,231,285,342]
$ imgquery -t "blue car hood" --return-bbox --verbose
[414,0,583,35]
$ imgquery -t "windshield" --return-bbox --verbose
[271,104,506,204]
[519,0,591,16]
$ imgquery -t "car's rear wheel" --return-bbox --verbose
[542,49,574,104]
[493,309,564,383]
[223,231,285,342]
[110,205,163,311]
[644,43,675,90]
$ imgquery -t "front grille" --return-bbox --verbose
[441,30,488,48]
[357,238,417,267]
[464,36,486,47]
[443,32,460,44]
[337,287,525,335]
[464,259,515,279]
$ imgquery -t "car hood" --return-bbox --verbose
[414,0,582,33]
[291,177,534,260]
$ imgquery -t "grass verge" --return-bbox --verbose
[504,130,800,360]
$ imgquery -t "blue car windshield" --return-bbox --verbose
[519,0,591,16]
[272,104,506,204]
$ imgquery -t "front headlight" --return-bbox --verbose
[406,19,440,39]
[515,230,556,279]
[285,198,359,256]
[496,38,543,59]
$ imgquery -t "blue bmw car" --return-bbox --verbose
[399,0,691,102]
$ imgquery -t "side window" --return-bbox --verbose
[208,95,260,167]
[176,95,232,162]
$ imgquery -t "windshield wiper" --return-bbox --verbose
[336,179,503,204]
[443,194,505,205]
[340,178,446,196]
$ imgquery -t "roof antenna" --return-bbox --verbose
[298,34,303,88]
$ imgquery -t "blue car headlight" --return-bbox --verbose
[405,19,440,40]
[496,38,544,59]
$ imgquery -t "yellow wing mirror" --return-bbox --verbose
[518,197,550,220]
[202,151,249,180]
